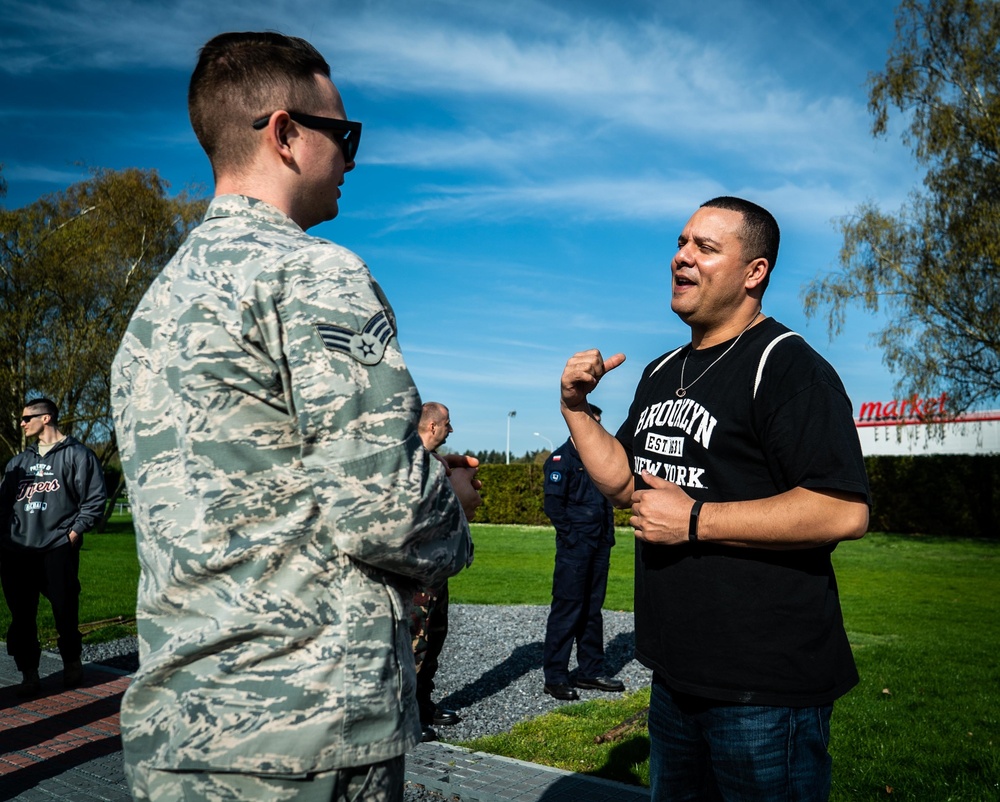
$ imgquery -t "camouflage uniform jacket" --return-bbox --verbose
[110,195,473,775]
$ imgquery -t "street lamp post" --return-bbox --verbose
[533,432,553,451]
[506,410,517,464]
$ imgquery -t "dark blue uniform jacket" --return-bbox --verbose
[543,439,615,547]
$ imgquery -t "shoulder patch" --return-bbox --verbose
[316,310,395,365]
[549,471,563,483]
[551,454,562,462]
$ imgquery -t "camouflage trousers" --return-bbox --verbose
[126,756,405,802]
[410,581,449,723]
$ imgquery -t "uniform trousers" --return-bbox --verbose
[411,581,449,723]
[0,542,82,672]
[127,755,405,802]
[543,538,611,684]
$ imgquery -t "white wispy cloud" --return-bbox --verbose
[5,1,897,156]
[376,176,719,225]
[367,173,889,239]
[3,0,913,221]
[1,162,90,187]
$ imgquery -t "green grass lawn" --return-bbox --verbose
[2,520,997,799]
[459,528,1000,801]
[449,524,635,610]
[830,534,1000,800]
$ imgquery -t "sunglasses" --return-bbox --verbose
[252,111,362,162]
[21,414,47,423]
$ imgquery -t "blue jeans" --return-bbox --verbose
[648,675,833,802]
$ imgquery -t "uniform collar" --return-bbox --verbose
[204,195,303,231]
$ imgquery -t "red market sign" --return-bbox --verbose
[856,393,950,426]
[856,393,1000,427]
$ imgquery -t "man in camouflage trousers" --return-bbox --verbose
[111,32,480,802]
[409,402,463,742]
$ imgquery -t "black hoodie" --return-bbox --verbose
[0,436,107,551]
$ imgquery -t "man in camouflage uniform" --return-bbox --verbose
[409,402,462,742]
[111,32,479,802]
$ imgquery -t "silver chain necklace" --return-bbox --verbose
[676,311,762,398]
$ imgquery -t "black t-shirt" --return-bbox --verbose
[616,318,870,706]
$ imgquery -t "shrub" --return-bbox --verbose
[473,457,1000,538]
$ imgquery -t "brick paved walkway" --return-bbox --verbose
[0,652,132,800]
[0,653,648,801]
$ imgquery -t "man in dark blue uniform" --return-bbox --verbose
[542,405,624,700]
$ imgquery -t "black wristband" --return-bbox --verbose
[688,500,704,542]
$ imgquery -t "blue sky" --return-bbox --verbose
[2,0,924,456]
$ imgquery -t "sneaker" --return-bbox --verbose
[63,659,83,689]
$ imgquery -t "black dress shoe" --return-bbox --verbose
[543,683,580,701]
[432,707,461,726]
[420,724,438,743]
[574,676,625,692]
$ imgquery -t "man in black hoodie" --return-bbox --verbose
[0,398,107,696]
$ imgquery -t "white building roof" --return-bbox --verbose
[855,410,1000,456]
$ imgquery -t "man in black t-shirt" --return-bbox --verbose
[556,197,870,802]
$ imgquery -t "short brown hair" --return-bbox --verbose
[188,32,332,178]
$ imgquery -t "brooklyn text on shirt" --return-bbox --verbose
[633,399,718,449]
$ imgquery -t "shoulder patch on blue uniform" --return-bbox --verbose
[316,310,395,365]
[549,471,563,483]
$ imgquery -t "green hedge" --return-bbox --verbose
[474,457,1000,538]
[475,464,548,526]
[475,464,633,527]
[865,455,999,538]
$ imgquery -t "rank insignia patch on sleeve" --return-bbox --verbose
[316,310,395,365]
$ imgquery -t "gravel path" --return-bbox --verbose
[422,604,650,742]
[81,603,651,801]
